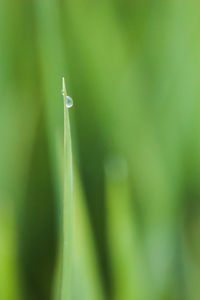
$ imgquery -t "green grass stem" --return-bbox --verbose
[60,77,73,300]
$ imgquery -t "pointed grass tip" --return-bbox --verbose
[62,77,66,96]
[62,77,73,108]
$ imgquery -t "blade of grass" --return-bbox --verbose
[72,165,105,300]
[60,77,73,300]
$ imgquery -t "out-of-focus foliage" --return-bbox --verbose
[0,0,200,299]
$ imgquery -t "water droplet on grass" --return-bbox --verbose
[66,96,73,108]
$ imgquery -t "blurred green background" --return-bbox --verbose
[1,0,200,299]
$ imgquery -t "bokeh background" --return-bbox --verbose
[1,1,200,299]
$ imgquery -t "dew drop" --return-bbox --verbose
[66,95,73,108]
